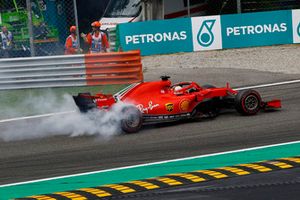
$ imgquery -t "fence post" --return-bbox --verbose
[26,0,35,56]
[237,0,242,13]
[73,0,81,50]
[187,0,190,17]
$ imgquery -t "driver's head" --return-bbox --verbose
[174,86,182,95]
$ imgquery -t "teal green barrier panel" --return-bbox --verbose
[221,10,293,48]
[118,18,194,56]
[118,9,299,56]
[190,10,295,51]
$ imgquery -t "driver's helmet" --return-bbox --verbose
[174,86,183,95]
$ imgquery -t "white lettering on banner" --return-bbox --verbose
[125,36,132,44]
[147,34,154,42]
[125,31,187,45]
[180,31,187,40]
[281,23,288,32]
[133,36,139,44]
[226,23,287,36]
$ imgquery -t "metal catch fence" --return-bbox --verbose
[0,0,77,58]
[1,0,300,60]
[209,0,300,15]
[241,0,300,13]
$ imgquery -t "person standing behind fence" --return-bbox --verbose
[65,26,82,55]
[81,21,110,53]
[0,26,14,58]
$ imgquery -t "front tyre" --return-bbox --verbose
[235,89,262,115]
[121,106,143,133]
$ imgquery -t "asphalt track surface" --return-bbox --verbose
[0,72,300,187]
[112,167,300,200]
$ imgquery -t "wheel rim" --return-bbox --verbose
[125,113,140,128]
[244,95,259,111]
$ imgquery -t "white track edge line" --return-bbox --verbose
[1,140,300,188]
[234,79,300,90]
[0,111,76,123]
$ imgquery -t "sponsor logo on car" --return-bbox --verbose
[165,103,174,112]
[143,113,191,120]
[137,101,159,114]
[180,100,190,111]
[298,22,300,37]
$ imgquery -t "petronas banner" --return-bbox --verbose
[220,10,293,49]
[117,9,300,56]
[118,18,193,55]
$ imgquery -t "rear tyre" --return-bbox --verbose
[121,106,143,133]
[235,89,262,115]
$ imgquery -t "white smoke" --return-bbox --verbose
[0,90,75,119]
[0,91,132,142]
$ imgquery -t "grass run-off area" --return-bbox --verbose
[0,84,128,120]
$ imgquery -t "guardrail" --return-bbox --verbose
[0,50,143,90]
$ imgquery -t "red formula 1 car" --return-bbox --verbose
[73,76,281,133]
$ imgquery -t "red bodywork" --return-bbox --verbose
[73,78,281,132]
[80,79,281,118]
[112,80,237,115]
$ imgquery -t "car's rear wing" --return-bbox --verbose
[73,93,116,112]
[73,93,97,113]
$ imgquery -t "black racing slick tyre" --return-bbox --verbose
[121,106,143,133]
[235,89,262,115]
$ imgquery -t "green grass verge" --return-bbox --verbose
[0,84,128,120]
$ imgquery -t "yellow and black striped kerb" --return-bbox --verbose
[15,156,300,200]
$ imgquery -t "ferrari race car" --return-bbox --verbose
[73,76,281,133]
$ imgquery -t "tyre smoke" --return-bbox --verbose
[0,92,130,142]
